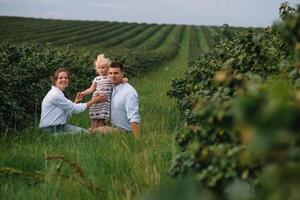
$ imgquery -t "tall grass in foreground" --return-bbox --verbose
[0,29,189,200]
[1,130,173,199]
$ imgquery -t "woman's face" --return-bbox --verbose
[55,71,69,91]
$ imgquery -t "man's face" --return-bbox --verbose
[109,67,123,85]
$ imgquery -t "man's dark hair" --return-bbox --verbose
[109,62,124,72]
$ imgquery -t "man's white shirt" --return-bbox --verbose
[111,83,141,131]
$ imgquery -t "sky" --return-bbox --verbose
[0,0,299,27]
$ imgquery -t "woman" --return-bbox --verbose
[39,67,106,134]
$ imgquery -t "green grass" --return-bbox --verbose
[0,24,189,200]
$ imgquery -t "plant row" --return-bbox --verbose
[137,25,174,50]
[54,23,125,46]
[188,26,202,59]
[75,23,138,47]
[97,24,151,48]
[118,25,162,49]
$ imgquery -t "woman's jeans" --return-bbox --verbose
[41,124,89,134]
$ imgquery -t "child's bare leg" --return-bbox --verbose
[90,119,98,130]
[92,126,121,135]
[98,119,107,127]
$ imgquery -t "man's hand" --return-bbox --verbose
[130,122,140,138]
[122,77,129,83]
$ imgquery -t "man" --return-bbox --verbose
[93,62,141,137]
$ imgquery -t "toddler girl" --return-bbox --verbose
[76,54,113,130]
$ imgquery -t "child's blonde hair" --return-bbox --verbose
[95,54,111,70]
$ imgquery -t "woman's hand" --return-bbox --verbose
[74,92,84,103]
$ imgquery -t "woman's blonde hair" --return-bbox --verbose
[95,54,111,70]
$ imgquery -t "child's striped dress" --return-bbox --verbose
[89,75,113,120]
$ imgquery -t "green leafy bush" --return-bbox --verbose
[0,43,93,131]
[168,3,300,198]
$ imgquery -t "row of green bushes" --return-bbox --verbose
[188,26,201,60]
[37,22,105,44]
[55,23,122,46]
[100,24,151,47]
[75,23,136,47]
[139,25,174,50]
[168,3,300,199]
[121,25,162,49]
[0,43,91,131]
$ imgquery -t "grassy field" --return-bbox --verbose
[0,16,249,199]
[0,22,190,200]
[0,7,294,199]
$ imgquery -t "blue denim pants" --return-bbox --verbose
[41,124,89,134]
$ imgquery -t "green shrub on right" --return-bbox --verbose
[168,3,300,199]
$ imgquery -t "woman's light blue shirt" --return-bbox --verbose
[39,86,87,128]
